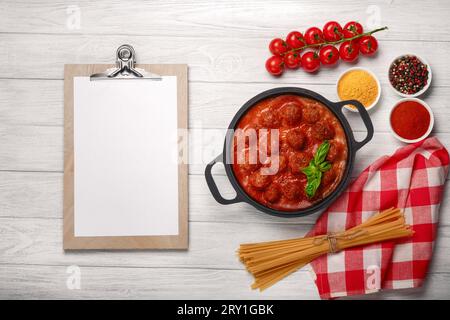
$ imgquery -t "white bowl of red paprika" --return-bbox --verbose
[388,54,432,98]
[389,98,434,143]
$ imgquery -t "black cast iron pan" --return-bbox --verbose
[205,87,374,217]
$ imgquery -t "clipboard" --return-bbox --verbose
[63,45,188,250]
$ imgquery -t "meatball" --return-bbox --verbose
[249,169,271,189]
[281,102,302,126]
[289,153,311,174]
[327,141,342,162]
[264,184,282,203]
[282,180,304,201]
[286,128,306,150]
[303,104,321,123]
[234,128,258,149]
[321,167,337,187]
[259,108,280,128]
[258,129,279,159]
[263,154,287,175]
[312,121,335,140]
[276,154,288,172]
[236,148,259,173]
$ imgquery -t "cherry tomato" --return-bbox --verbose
[304,27,324,46]
[322,21,343,42]
[301,51,320,73]
[342,21,363,39]
[284,51,301,69]
[269,38,289,55]
[286,31,306,50]
[265,55,285,76]
[319,45,339,66]
[339,41,359,62]
[359,35,378,56]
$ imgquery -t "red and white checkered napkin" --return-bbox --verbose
[307,137,449,299]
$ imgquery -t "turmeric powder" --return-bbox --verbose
[338,69,378,108]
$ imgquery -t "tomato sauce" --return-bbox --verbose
[390,101,430,140]
[231,94,348,212]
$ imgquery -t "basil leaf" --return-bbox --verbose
[305,171,322,198]
[302,140,332,198]
[301,163,317,177]
[314,140,330,165]
[319,161,331,172]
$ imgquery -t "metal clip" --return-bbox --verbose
[90,44,161,80]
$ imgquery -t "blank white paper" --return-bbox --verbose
[73,76,179,237]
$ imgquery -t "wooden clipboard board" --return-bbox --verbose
[63,45,188,250]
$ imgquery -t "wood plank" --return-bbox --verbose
[0,125,63,171]
[2,80,450,133]
[0,217,449,274]
[0,264,318,299]
[1,172,449,226]
[0,263,449,299]
[175,130,450,177]
[191,175,450,225]
[0,171,62,219]
[0,80,62,126]
[189,83,450,132]
[1,123,448,175]
[0,34,449,84]
[0,216,313,269]
[1,0,450,42]
[0,170,321,224]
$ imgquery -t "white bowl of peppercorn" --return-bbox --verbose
[388,54,432,98]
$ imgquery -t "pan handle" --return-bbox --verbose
[334,99,374,151]
[205,154,242,205]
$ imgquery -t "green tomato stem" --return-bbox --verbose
[286,26,388,55]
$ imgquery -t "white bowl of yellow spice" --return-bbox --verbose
[337,67,381,112]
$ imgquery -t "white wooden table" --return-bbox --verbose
[0,0,449,299]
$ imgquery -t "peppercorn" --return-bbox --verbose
[389,55,429,95]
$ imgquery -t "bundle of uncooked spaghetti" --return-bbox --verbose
[238,208,414,291]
